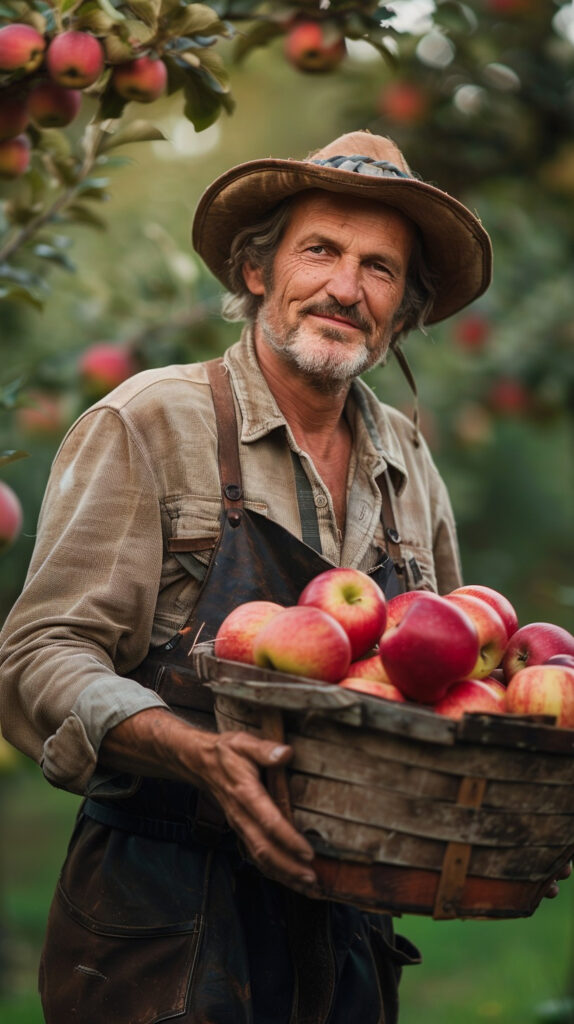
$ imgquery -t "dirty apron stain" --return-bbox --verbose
[39,359,420,1024]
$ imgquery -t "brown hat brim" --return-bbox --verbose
[192,155,492,325]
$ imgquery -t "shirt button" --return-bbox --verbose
[314,492,328,508]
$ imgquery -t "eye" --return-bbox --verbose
[307,244,327,255]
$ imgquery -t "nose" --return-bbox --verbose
[326,257,362,307]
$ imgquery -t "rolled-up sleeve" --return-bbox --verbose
[0,406,168,794]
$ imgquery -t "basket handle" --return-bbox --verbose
[433,776,486,919]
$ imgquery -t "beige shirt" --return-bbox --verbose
[0,329,461,794]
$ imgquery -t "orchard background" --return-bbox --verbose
[1,1,574,1021]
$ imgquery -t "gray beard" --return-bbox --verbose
[259,311,376,394]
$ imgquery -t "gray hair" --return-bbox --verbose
[221,196,437,337]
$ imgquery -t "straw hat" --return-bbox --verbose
[192,130,492,325]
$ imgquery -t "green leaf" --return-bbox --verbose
[196,46,230,94]
[65,203,108,230]
[96,0,126,22]
[0,284,45,308]
[0,450,29,466]
[33,243,76,270]
[100,120,168,152]
[163,1,228,39]
[233,20,284,63]
[182,70,223,131]
[95,83,129,121]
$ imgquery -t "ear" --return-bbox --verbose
[242,261,266,296]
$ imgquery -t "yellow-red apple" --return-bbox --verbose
[502,622,574,681]
[345,654,391,684]
[0,481,23,553]
[111,57,167,103]
[28,80,82,127]
[339,676,406,702]
[432,678,505,720]
[450,583,519,641]
[283,19,346,73]
[384,589,431,632]
[214,600,283,665]
[505,664,574,728]
[0,134,31,179]
[297,567,386,660]
[46,31,104,88]
[445,592,507,679]
[379,592,479,703]
[253,605,351,683]
[0,23,45,73]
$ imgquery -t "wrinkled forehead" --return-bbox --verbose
[282,188,417,254]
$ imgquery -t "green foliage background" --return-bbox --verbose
[1,1,574,1020]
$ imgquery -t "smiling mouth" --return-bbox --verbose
[308,312,363,332]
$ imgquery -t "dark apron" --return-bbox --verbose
[39,359,420,1024]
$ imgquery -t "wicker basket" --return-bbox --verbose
[192,647,574,921]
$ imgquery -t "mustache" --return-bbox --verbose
[299,300,372,335]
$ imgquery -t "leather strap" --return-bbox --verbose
[205,358,244,526]
[377,473,406,590]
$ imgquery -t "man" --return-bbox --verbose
[0,131,493,1022]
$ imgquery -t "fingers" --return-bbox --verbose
[193,730,317,888]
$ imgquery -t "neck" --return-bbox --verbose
[253,328,350,452]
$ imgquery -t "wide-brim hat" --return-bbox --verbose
[192,131,492,325]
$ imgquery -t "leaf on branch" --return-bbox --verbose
[182,70,224,132]
[33,243,76,270]
[0,284,45,308]
[196,46,230,94]
[100,120,168,151]
[233,20,284,63]
[0,450,29,466]
[95,0,126,23]
[95,82,129,121]
[163,1,229,39]
[125,0,160,26]
[65,202,108,230]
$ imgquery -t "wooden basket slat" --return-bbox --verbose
[293,807,566,879]
[289,774,574,847]
[288,734,574,813]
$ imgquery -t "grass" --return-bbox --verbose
[1,769,573,1024]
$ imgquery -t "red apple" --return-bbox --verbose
[0,134,31,179]
[377,81,428,123]
[214,600,284,665]
[0,93,29,141]
[297,567,386,660]
[488,376,530,416]
[505,664,574,728]
[384,589,433,632]
[482,676,507,699]
[253,605,351,683]
[15,390,67,436]
[445,592,507,679]
[502,622,574,681]
[450,584,519,642]
[379,592,479,703]
[46,31,104,89]
[0,481,23,553]
[283,19,346,73]
[0,23,45,73]
[453,313,491,353]
[111,57,167,103]
[545,654,574,670]
[432,678,505,720]
[346,654,392,684]
[339,676,406,702]
[28,80,82,128]
[79,343,138,396]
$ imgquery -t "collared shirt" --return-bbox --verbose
[0,329,462,794]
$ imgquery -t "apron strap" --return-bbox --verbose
[205,358,244,526]
[377,472,408,591]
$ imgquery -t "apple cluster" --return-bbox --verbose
[214,570,574,729]
[0,22,168,179]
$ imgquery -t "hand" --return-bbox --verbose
[101,709,317,890]
[192,729,317,889]
[543,860,572,899]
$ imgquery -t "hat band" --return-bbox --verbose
[309,154,412,179]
